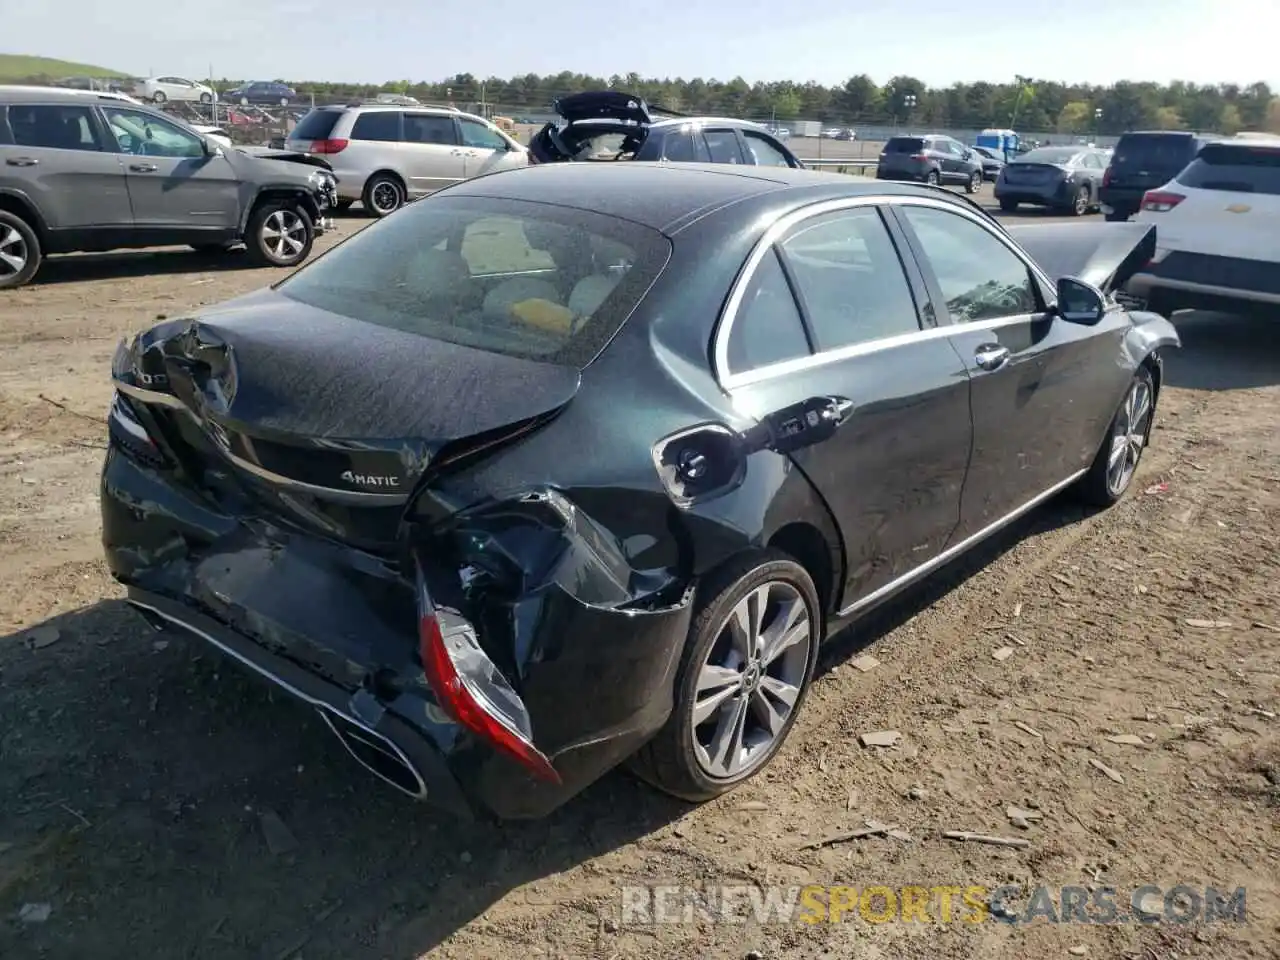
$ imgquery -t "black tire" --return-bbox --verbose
[199,92,212,104]
[999,198,1018,212]
[0,210,42,290]
[627,549,822,802]
[925,170,940,186]
[1104,210,1129,222]
[152,90,167,104]
[965,170,982,194]
[1076,365,1157,507]
[333,199,354,214]
[362,174,405,218]
[244,201,314,268]
[1068,185,1090,217]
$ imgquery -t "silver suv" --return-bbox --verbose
[285,103,527,216]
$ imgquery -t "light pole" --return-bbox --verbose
[903,93,917,129]
[1094,107,1103,140]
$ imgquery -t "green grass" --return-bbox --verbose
[0,53,129,83]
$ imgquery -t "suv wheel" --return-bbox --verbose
[0,211,42,290]
[965,170,982,194]
[245,202,314,267]
[363,175,405,217]
[925,170,940,186]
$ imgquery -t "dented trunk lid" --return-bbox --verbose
[113,289,580,542]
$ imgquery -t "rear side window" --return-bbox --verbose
[291,108,342,140]
[1176,144,1280,195]
[884,137,925,153]
[275,196,671,368]
[8,104,101,151]
[726,249,810,372]
[661,130,699,162]
[781,208,921,349]
[743,132,792,167]
[704,129,743,164]
[1112,134,1195,168]
[351,111,402,142]
[405,114,458,145]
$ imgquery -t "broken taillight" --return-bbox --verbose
[415,565,561,784]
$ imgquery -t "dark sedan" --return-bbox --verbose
[995,146,1109,215]
[102,163,1178,819]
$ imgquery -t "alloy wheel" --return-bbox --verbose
[371,181,402,215]
[691,580,813,779]
[1074,187,1089,215]
[0,225,28,279]
[1107,377,1152,495]
[260,209,306,261]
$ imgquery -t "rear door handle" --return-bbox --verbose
[5,157,38,167]
[129,163,158,173]
[974,343,1011,371]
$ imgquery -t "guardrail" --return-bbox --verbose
[795,158,877,173]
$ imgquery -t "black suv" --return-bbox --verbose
[0,87,337,289]
[876,135,985,193]
[528,91,803,169]
[1099,130,1218,221]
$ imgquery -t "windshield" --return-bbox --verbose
[1017,147,1078,164]
[276,196,671,367]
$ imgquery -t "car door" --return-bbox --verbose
[402,112,466,193]
[890,200,1121,542]
[99,106,239,233]
[702,127,747,165]
[716,201,974,611]
[1,102,132,232]
[455,116,524,177]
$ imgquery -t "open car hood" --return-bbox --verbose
[1004,221,1157,295]
[553,90,652,126]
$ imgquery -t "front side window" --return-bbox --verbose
[404,114,458,145]
[780,207,921,350]
[458,118,505,150]
[8,105,101,152]
[704,129,743,164]
[899,206,1039,323]
[276,196,670,368]
[743,132,792,167]
[103,107,204,158]
[725,248,810,373]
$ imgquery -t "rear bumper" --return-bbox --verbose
[1127,251,1280,316]
[100,445,695,819]
[1098,187,1145,214]
[994,179,1072,205]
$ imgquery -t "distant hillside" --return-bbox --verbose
[0,54,129,82]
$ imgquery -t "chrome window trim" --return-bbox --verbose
[713,194,1055,391]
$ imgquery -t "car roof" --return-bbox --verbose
[0,85,146,105]
[443,162,983,234]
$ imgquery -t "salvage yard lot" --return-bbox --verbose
[1,204,1278,960]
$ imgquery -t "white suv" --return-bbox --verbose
[285,104,527,216]
[1126,138,1280,316]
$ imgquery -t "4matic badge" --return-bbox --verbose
[340,470,401,488]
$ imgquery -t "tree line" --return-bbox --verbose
[286,72,1279,134]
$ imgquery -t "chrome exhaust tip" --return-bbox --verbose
[319,709,428,800]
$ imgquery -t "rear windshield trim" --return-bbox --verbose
[274,195,672,369]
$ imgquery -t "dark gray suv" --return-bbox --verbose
[876,134,985,193]
[0,87,338,289]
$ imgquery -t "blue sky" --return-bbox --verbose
[5,0,1275,88]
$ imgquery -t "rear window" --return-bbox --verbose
[1018,147,1078,164]
[275,196,671,367]
[884,137,925,153]
[1176,143,1280,195]
[291,108,341,141]
[1112,134,1197,168]
[351,111,402,142]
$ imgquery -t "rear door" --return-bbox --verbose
[100,105,239,231]
[716,200,974,611]
[402,112,466,192]
[878,136,926,178]
[1154,141,1280,264]
[1,102,133,231]
[701,127,747,165]
[890,200,1121,540]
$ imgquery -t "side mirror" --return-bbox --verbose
[1054,276,1106,325]
[963,149,974,160]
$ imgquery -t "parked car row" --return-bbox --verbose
[127,76,301,108]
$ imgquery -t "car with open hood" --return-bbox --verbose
[102,163,1178,820]
[527,90,803,168]
[0,88,337,288]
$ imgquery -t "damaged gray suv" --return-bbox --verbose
[0,87,338,289]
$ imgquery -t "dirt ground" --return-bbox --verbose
[1,206,1277,960]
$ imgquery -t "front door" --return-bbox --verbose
[2,102,132,233]
[100,106,239,233]
[718,202,973,610]
[455,116,524,177]
[890,201,1118,542]
[402,112,467,193]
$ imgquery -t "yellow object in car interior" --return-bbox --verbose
[510,298,576,333]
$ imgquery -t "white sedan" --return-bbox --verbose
[134,76,217,105]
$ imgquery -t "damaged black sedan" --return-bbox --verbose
[103,163,1178,820]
